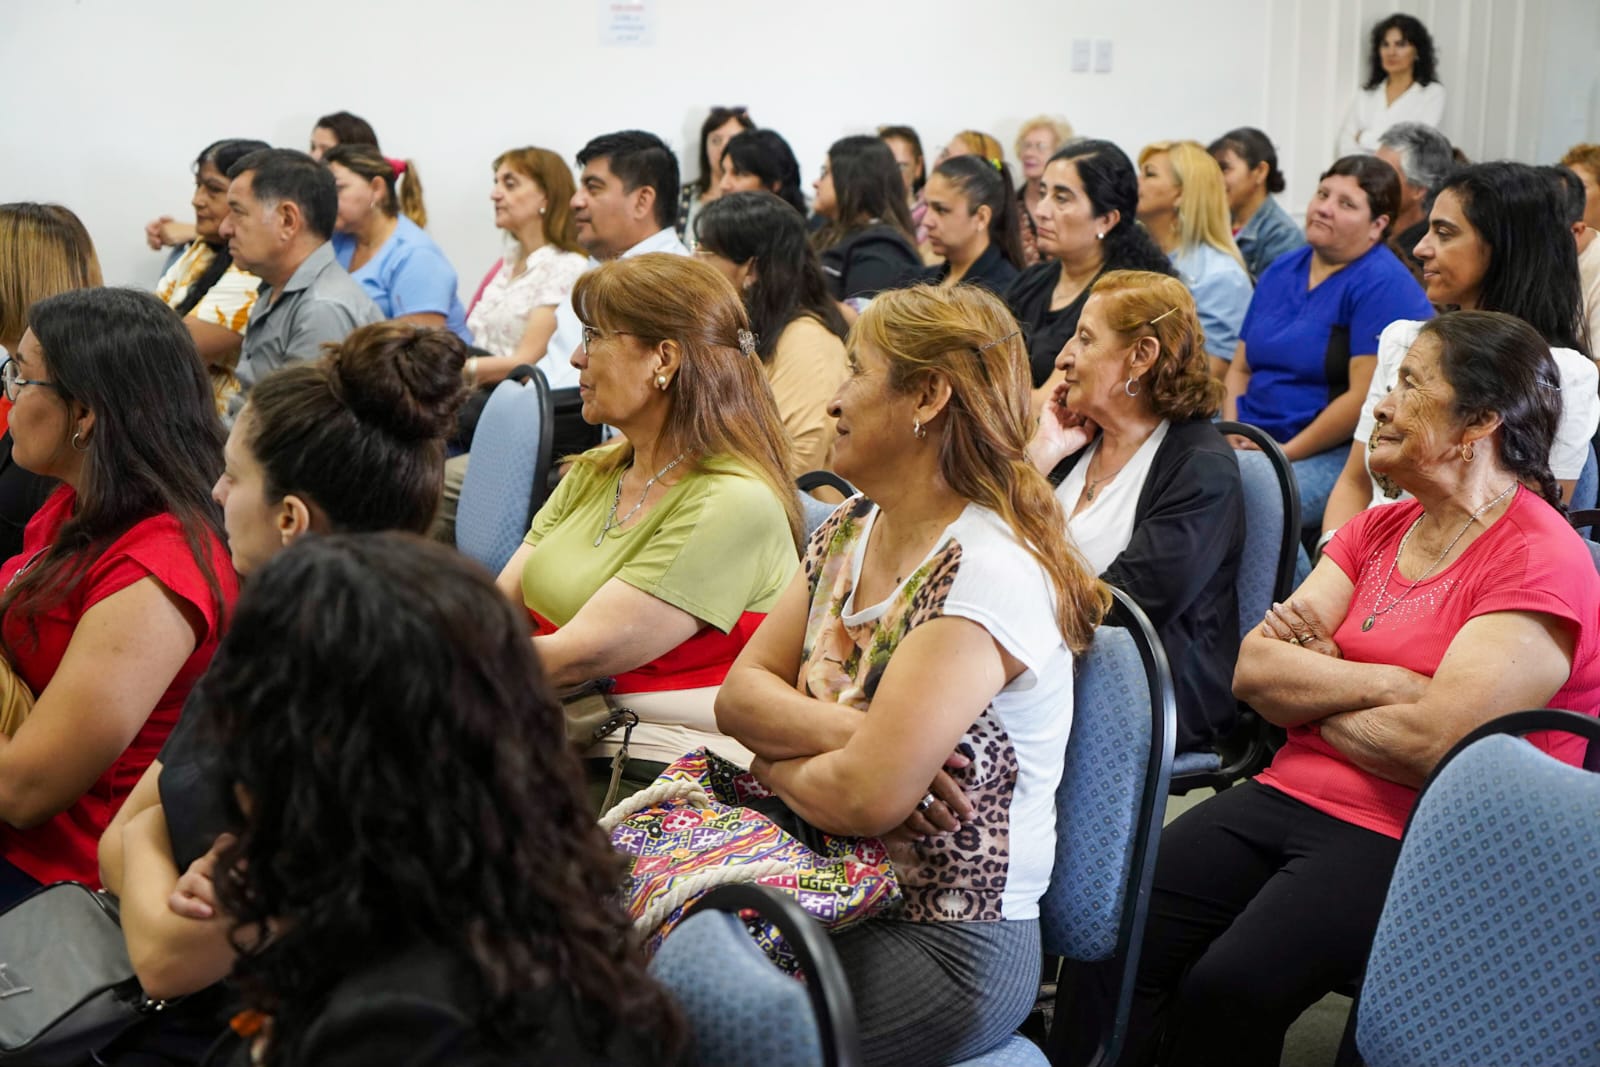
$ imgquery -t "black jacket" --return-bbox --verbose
[1054,418,1245,751]
[820,223,921,302]
[911,242,1021,295]
[1006,260,1094,387]
[0,431,55,564]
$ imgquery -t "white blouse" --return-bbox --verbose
[1336,80,1447,157]
[1055,420,1171,573]
[466,242,588,358]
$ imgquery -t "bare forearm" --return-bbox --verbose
[120,812,236,999]
[756,752,898,837]
[1322,446,1373,536]
[1284,390,1362,460]
[1320,705,1432,788]
[1234,636,1427,726]
[716,668,860,760]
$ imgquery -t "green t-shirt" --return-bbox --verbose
[522,451,797,634]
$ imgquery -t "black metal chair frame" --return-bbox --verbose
[796,469,858,499]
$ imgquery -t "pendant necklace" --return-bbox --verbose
[595,452,686,546]
[1084,447,1125,502]
[1361,482,1515,631]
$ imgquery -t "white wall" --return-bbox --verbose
[2,0,1591,302]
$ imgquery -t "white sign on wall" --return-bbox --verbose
[599,0,655,46]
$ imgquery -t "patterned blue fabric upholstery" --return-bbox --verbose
[456,376,550,574]
[800,493,838,539]
[1357,734,1600,1067]
[651,910,826,1067]
[1171,750,1222,776]
[1233,448,1285,640]
[1573,445,1598,514]
[948,1034,1050,1066]
[1040,626,1151,962]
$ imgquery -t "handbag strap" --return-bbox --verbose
[599,775,710,832]
[632,858,796,942]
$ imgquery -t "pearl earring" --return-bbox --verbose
[656,375,669,390]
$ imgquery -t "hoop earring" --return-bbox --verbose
[913,418,927,440]
[1124,376,1141,398]
[1461,442,1475,462]
[71,431,89,453]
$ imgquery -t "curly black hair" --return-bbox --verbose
[201,533,687,1066]
[1365,13,1439,89]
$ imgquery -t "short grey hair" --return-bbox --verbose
[1377,123,1455,192]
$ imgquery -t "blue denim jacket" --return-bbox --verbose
[1236,196,1306,281]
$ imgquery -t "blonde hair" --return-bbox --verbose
[1139,141,1247,271]
[0,203,102,350]
[494,147,584,257]
[854,285,1110,652]
[1561,144,1600,176]
[324,144,429,229]
[570,254,803,550]
[950,130,1005,168]
[1014,116,1075,159]
[1090,270,1222,421]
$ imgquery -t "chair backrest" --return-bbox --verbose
[796,470,859,540]
[1215,420,1300,640]
[455,368,554,574]
[1357,709,1600,1067]
[650,883,862,1067]
[1042,588,1176,1067]
[1572,444,1598,514]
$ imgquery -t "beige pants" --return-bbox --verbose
[429,453,470,544]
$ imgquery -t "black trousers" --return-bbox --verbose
[1125,781,1402,1067]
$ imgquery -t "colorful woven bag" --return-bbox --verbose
[604,748,902,957]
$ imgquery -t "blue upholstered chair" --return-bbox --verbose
[1169,421,1297,790]
[956,587,1177,1067]
[650,883,861,1067]
[455,366,554,574]
[1356,709,1600,1067]
[796,470,858,539]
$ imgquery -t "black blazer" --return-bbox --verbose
[911,242,1020,295]
[820,223,921,302]
[0,431,56,564]
[1055,418,1245,752]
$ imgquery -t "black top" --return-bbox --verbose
[1006,260,1097,387]
[0,431,57,564]
[158,693,227,872]
[910,242,1020,295]
[819,223,921,302]
[210,945,680,1067]
[1053,418,1245,751]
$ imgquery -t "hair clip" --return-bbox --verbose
[977,329,1020,353]
[736,329,757,358]
[1148,307,1180,326]
[988,157,1003,171]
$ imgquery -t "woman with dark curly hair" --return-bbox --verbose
[1336,12,1445,156]
[1027,270,1244,752]
[202,533,688,1065]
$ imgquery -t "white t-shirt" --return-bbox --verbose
[1354,319,1598,508]
[1578,236,1600,358]
[1336,80,1448,156]
[1055,421,1172,573]
[466,243,587,358]
[798,498,1072,923]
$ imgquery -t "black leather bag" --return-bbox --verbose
[0,882,172,1065]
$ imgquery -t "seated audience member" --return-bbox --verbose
[696,192,849,474]
[0,203,100,561]
[938,129,1006,166]
[1028,271,1243,752]
[1323,162,1597,542]
[219,149,381,422]
[465,147,588,385]
[1137,140,1254,377]
[878,125,929,247]
[144,111,379,251]
[1336,13,1445,157]
[717,129,808,215]
[1015,115,1075,267]
[498,254,801,805]
[716,283,1110,1067]
[1374,121,1455,281]
[1006,139,1176,398]
[0,288,234,906]
[1209,127,1306,279]
[325,144,469,342]
[152,138,271,412]
[99,323,467,1017]
[677,106,754,244]
[1131,310,1600,1067]
[812,136,921,304]
[912,155,1025,293]
[1560,143,1600,348]
[186,534,691,1065]
[1225,155,1432,531]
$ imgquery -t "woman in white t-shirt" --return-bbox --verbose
[1336,13,1446,156]
[464,147,588,388]
[1321,162,1597,543]
[717,283,1109,1067]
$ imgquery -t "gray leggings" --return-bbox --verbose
[832,917,1040,1066]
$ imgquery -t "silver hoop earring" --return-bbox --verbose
[913,418,927,440]
[1124,377,1141,398]
[71,431,89,453]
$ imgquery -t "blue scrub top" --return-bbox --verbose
[333,216,470,342]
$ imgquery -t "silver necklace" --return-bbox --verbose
[1362,482,1515,631]
[1084,446,1128,502]
[594,453,686,547]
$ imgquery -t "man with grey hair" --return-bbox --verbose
[1374,122,1455,280]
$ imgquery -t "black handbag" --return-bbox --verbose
[0,882,173,1065]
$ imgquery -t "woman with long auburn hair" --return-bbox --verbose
[716,283,1110,1066]
[497,253,801,805]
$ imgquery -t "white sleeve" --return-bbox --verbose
[1336,92,1367,158]
[1355,320,1421,444]
[1413,82,1447,130]
[1550,347,1599,480]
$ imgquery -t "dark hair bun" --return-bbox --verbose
[327,322,467,441]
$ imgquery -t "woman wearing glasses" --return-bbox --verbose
[496,253,801,806]
[0,287,233,906]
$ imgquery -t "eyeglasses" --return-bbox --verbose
[0,359,58,403]
[580,325,642,355]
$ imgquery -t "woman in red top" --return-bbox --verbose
[0,287,234,903]
[1128,310,1600,1066]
